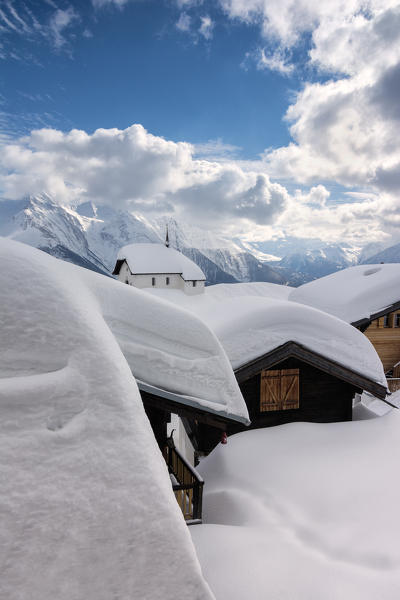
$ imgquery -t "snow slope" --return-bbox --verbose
[191,412,400,600]
[290,263,400,324]
[0,238,219,600]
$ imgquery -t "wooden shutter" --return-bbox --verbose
[260,369,300,412]
[260,370,281,411]
[281,369,300,410]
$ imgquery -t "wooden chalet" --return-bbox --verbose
[228,341,387,434]
[289,264,400,393]
[353,307,400,392]
[177,340,387,443]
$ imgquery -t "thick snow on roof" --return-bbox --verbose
[83,274,248,423]
[203,281,293,301]
[191,411,400,599]
[147,284,387,387]
[118,242,206,280]
[289,264,400,324]
[0,238,222,600]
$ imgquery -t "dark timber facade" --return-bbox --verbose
[228,341,387,434]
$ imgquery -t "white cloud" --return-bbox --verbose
[199,15,214,40]
[215,0,400,221]
[0,2,82,56]
[256,47,293,74]
[92,0,129,7]
[49,7,79,49]
[193,138,241,159]
[0,124,288,232]
[3,123,400,244]
[176,12,191,32]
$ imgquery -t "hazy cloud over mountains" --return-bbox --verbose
[0,124,288,232]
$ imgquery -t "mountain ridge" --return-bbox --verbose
[1,194,397,286]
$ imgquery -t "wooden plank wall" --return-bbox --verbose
[364,311,400,373]
[230,357,355,432]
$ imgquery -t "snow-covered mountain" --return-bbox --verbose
[273,245,361,285]
[2,194,394,286]
[243,237,367,284]
[362,241,400,265]
[0,195,285,285]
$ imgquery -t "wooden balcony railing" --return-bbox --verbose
[164,440,204,524]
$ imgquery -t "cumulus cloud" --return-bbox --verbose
[216,1,400,209]
[3,122,400,243]
[0,124,288,231]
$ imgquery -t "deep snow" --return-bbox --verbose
[191,408,400,600]
[0,238,215,600]
[290,263,400,324]
[148,283,387,387]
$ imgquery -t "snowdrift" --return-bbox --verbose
[192,412,400,600]
[0,239,214,600]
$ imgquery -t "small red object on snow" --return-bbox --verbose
[221,432,228,444]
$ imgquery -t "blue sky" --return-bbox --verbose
[2,0,297,157]
[2,0,400,246]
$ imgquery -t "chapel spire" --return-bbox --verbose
[165,225,170,248]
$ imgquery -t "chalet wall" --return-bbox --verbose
[167,414,195,466]
[364,311,400,373]
[230,357,356,432]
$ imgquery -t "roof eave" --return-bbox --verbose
[137,380,250,426]
[234,341,387,400]
[351,299,400,329]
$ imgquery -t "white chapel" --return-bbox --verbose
[112,234,206,295]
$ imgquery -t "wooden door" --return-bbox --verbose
[260,369,300,412]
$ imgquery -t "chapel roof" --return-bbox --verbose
[113,243,206,281]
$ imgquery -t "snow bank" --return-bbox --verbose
[289,263,400,324]
[117,242,206,280]
[191,413,400,599]
[0,239,214,600]
[147,287,387,387]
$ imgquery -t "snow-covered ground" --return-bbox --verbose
[191,402,400,600]
[0,239,214,600]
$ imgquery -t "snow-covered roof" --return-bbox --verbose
[0,238,214,600]
[147,283,387,389]
[116,242,206,280]
[289,264,400,325]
